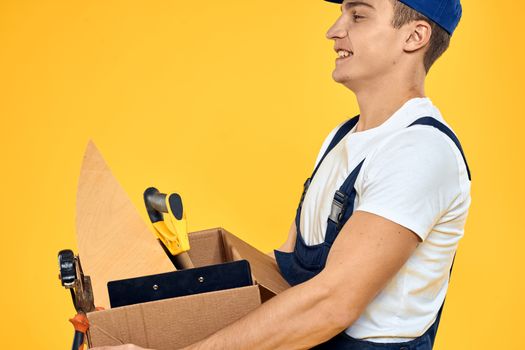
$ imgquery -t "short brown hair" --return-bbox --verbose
[390,0,451,73]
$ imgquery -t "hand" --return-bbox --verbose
[90,344,154,350]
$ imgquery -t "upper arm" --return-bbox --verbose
[315,208,420,326]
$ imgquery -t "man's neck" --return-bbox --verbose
[352,71,426,132]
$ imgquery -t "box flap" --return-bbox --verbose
[218,227,290,295]
[186,227,228,266]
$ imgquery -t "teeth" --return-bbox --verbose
[337,50,352,58]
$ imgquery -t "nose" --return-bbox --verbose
[325,15,348,40]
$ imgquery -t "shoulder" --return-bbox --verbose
[372,125,458,161]
[355,123,471,240]
[363,124,464,190]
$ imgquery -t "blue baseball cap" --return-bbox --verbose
[324,0,462,35]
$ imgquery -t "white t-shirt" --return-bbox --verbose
[300,97,471,342]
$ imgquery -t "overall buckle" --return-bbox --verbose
[329,190,348,229]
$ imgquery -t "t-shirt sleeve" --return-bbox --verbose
[354,128,462,242]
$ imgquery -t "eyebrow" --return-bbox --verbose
[340,1,375,12]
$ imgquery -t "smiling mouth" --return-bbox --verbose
[336,50,353,60]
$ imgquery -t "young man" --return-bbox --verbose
[94,0,471,349]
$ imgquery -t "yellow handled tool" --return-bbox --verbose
[143,187,194,270]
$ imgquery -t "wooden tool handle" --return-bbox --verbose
[174,252,194,269]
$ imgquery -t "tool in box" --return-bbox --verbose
[58,249,97,350]
[144,187,194,270]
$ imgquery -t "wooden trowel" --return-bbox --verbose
[75,140,175,309]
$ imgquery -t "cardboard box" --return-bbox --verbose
[86,227,291,349]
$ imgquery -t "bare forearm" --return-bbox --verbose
[180,276,349,350]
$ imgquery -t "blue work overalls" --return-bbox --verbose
[274,115,471,350]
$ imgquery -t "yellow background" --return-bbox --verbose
[0,0,522,348]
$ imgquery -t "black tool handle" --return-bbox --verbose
[144,187,166,223]
[58,249,77,287]
[72,331,84,350]
[147,188,169,212]
[144,187,184,222]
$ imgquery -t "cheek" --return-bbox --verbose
[356,29,401,63]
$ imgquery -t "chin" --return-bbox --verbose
[332,70,355,87]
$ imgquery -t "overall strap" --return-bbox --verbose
[429,251,456,348]
[297,115,360,212]
[408,116,471,181]
[324,158,365,245]
[311,115,361,182]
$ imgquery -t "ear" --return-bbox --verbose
[403,20,431,53]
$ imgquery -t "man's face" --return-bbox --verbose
[326,0,405,89]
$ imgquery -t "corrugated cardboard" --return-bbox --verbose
[86,227,291,349]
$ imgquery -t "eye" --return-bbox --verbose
[353,14,364,21]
